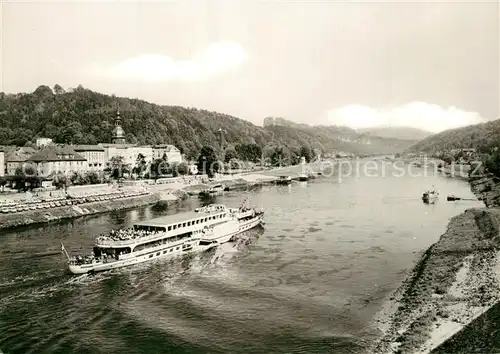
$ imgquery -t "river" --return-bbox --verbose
[0,161,483,354]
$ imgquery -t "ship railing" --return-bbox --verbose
[95,232,168,247]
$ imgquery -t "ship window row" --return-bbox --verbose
[166,213,226,231]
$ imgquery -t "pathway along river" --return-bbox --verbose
[0,161,483,354]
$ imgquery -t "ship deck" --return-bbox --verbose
[133,209,223,228]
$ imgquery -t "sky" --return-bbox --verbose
[1,0,498,133]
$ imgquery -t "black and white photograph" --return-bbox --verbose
[0,1,499,353]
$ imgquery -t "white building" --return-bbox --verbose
[100,143,137,167]
[152,144,182,163]
[36,138,53,148]
[71,145,105,170]
[98,111,179,169]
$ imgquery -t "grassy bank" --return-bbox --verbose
[372,208,500,354]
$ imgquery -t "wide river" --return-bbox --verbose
[0,160,483,354]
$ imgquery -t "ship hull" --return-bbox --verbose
[67,213,263,275]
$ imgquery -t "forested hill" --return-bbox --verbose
[0,85,416,159]
[404,119,500,154]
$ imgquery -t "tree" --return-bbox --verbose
[177,162,189,175]
[70,171,90,185]
[52,173,70,191]
[271,147,286,167]
[0,176,7,192]
[134,153,147,177]
[84,171,100,185]
[223,145,238,163]
[299,145,313,163]
[197,146,219,177]
[53,84,65,95]
[104,156,130,180]
[485,150,500,177]
[235,143,261,162]
[24,141,36,149]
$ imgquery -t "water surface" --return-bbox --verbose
[0,162,483,353]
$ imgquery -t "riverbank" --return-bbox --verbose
[0,192,175,230]
[469,172,500,207]
[372,164,500,353]
[372,208,500,353]
[0,164,325,230]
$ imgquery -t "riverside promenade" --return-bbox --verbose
[0,162,326,230]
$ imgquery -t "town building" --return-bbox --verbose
[0,149,4,177]
[36,138,53,148]
[5,147,37,176]
[152,144,182,163]
[71,145,105,170]
[98,110,184,169]
[99,110,156,167]
[26,145,87,176]
[100,143,138,167]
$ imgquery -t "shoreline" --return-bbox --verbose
[0,192,174,230]
[0,166,322,231]
[372,170,500,353]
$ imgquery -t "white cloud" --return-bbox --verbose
[94,40,246,82]
[326,102,484,132]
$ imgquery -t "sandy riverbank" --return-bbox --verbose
[372,207,500,353]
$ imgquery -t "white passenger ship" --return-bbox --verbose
[62,200,264,274]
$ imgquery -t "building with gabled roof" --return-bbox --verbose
[5,147,37,176]
[26,145,87,176]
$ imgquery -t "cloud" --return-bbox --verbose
[92,41,246,82]
[326,102,484,133]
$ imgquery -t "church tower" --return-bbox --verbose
[112,109,126,144]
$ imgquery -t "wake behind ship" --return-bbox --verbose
[62,201,264,274]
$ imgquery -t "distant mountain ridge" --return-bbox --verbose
[356,126,432,141]
[263,116,420,153]
[404,118,500,154]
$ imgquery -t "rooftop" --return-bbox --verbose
[99,143,137,148]
[27,145,86,162]
[153,144,180,152]
[71,145,105,152]
[134,209,224,228]
[5,147,36,162]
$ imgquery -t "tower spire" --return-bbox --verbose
[111,108,126,144]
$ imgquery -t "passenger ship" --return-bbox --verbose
[62,200,264,275]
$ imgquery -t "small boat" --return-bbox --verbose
[199,184,225,196]
[276,176,292,185]
[298,174,309,182]
[422,188,439,204]
[447,195,461,201]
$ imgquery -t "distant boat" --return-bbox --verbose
[298,174,309,182]
[276,176,292,185]
[422,188,439,204]
[447,195,460,201]
[199,184,225,197]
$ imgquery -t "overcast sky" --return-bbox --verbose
[1,0,498,132]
